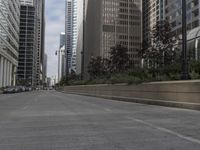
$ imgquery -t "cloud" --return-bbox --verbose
[45,0,65,78]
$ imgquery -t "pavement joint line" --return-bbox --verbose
[126,116,200,145]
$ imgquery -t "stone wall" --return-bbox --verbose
[63,80,200,110]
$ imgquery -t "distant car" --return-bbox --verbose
[3,86,16,94]
[49,87,54,90]
[21,86,26,92]
[25,87,32,91]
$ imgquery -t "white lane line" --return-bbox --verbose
[127,117,200,145]
[22,106,28,110]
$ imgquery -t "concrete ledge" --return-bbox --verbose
[64,92,200,111]
[62,80,200,111]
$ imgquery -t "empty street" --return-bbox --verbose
[0,91,200,150]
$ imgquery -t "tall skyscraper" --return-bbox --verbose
[58,32,66,80]
[65,0,73,75]
[17,0,45,87]
[82,0,142,78]
[60,32,65,48]
[71,0,77,72]
[143,0,165,43]
[65,0,79,75]
[35,0,45,86]
[0,0,20,88]
[17,1,36,86]
[75,0,83,75]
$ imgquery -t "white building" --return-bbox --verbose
[65,0,81,74]
[65,0,73,74]
[0,0,20,88]
[75,0,83,75]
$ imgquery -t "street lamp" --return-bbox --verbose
[181,0,190,80]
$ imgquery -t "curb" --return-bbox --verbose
[61,91,200,111]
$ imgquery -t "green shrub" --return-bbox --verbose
[127,67,149,80]
[190,71,200,80]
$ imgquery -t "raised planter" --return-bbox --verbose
[63,80,200,110]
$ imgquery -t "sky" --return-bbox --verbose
[45,0,65,78]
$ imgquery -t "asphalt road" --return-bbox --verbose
[0,91,200,150]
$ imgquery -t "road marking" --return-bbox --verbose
[22,106,28,110]
[127,117,200,145]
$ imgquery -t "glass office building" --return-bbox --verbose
[143,0,165,42]
[165,0,199,35]
[17,1,36,86]
[0,0,20,88]
[65,0,73,74]
[71,0,77,72]
[165,0,200,60]
[83,0,142,78]
[102,0,142,65]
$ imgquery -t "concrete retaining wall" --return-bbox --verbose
[63,80,200,110]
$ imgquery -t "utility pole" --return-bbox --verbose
[181,0,190,80]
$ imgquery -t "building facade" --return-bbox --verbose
[165,0,200,60]
[65,0,73,75]
[165,0,199,35]
[58,45,65,82]
[83,0,142,78]
[17,0,45,87]
[20,0,33,5]
[17,2,36,86]
[0,0,20,88]
[71,0,77,72]
[65,0,79,75]
[75,0,83,75]
[143,0,165,43]
[60,33,66,79]
[58,32,66,81]
[60,32,65,48]
[35,0,45,86]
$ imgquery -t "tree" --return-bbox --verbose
[88,56,110,79]
[141,20,179,69]
[110,44,129,73]
[190,60,200,75]
[59,76,68,86]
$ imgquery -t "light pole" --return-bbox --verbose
[181,0,190,80]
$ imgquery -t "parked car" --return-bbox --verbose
[3,86,16,94]
[25,86,32,92]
